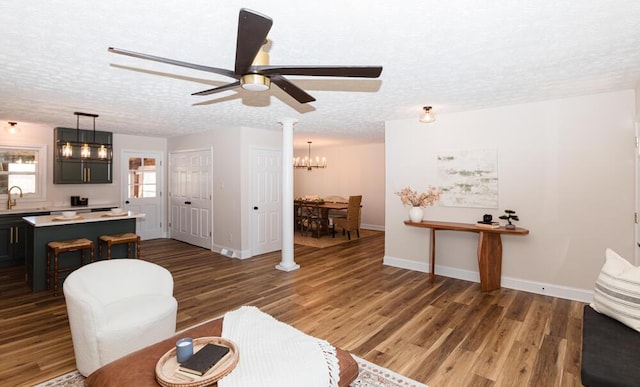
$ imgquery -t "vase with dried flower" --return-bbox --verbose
[395,186,440,222]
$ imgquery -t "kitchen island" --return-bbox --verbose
[23,211,145,292]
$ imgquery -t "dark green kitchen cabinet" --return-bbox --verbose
[54,127,113,184]
[0,214,36,267]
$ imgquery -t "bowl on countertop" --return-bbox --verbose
[110,208,124,215]
[61,211,77,218]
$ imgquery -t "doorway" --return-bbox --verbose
[169,149,213,249]
[251,148,282,255]
[121,150,164,240]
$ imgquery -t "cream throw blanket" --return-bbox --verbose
[219,306,340,387]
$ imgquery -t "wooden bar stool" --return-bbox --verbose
[46,238,94,296]
[98,233,141,260]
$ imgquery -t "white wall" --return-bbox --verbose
[293,142,385,229]
[636,81,640,122]
[385,90,636,301]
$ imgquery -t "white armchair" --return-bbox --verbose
[63,259,178,376]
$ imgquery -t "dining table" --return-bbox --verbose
[294,200,349,237]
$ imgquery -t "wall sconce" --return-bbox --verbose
[419,106,435,123]
[5,122,19,134]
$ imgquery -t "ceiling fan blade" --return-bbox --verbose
[270,75,316,104]
[108,47,237,79]
[192,81,241,96]
[235,8,273,75]
[256,65,383,78]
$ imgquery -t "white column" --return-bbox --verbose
[276,117,300,272]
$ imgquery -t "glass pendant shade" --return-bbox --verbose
[81,143,91,158]
[62,142,73,157]
[98,145,108,159]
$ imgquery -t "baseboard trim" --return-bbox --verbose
[383,255,593,303]
[361,224,385,231]
[212,244,253,259]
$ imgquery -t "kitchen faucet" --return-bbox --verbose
[7,185,23,210]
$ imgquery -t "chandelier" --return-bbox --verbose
[294,141,327,171]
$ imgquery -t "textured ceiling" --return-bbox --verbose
[1,0,640,147]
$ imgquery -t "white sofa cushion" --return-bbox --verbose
[591,248,640,332]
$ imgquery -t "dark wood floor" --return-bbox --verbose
[0,233,585,386]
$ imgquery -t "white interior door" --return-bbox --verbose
[121,151,164,240]
[251,148,282,255]
[169,149,213,249]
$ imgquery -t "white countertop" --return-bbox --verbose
[23,210,145,227]
[0,203,120,216]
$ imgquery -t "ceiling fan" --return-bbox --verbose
[108,8,383,104]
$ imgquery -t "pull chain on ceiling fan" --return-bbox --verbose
[108,8,383,104]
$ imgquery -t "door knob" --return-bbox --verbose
[254,206,258,210]
[125,200,130,204]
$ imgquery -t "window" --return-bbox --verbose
[127,157,157,198]
[0,144,47,199]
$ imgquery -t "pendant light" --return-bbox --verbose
[77,112,98,158]
[98,145,108,159]
[58,112,111,160]
[80,143,91,158]
[62,141,73,157]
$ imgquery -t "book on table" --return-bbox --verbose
[476,221,500,229]
[178,343,231,376]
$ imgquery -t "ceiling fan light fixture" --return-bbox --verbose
[419,106,436,123]
[241,74,271,91]
[108,8,382,104]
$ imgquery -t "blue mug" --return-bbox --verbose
[176,338,193,363]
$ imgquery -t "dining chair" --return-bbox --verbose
[332,195,362,240]
[300,204,327,237]
[325,195,348,221]
[294,202,305,232]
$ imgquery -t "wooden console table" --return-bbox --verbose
[404,220,529,292]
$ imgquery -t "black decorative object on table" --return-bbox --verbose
[480,214,493,223]
[477,214,499,229]
[499,209,519,230]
